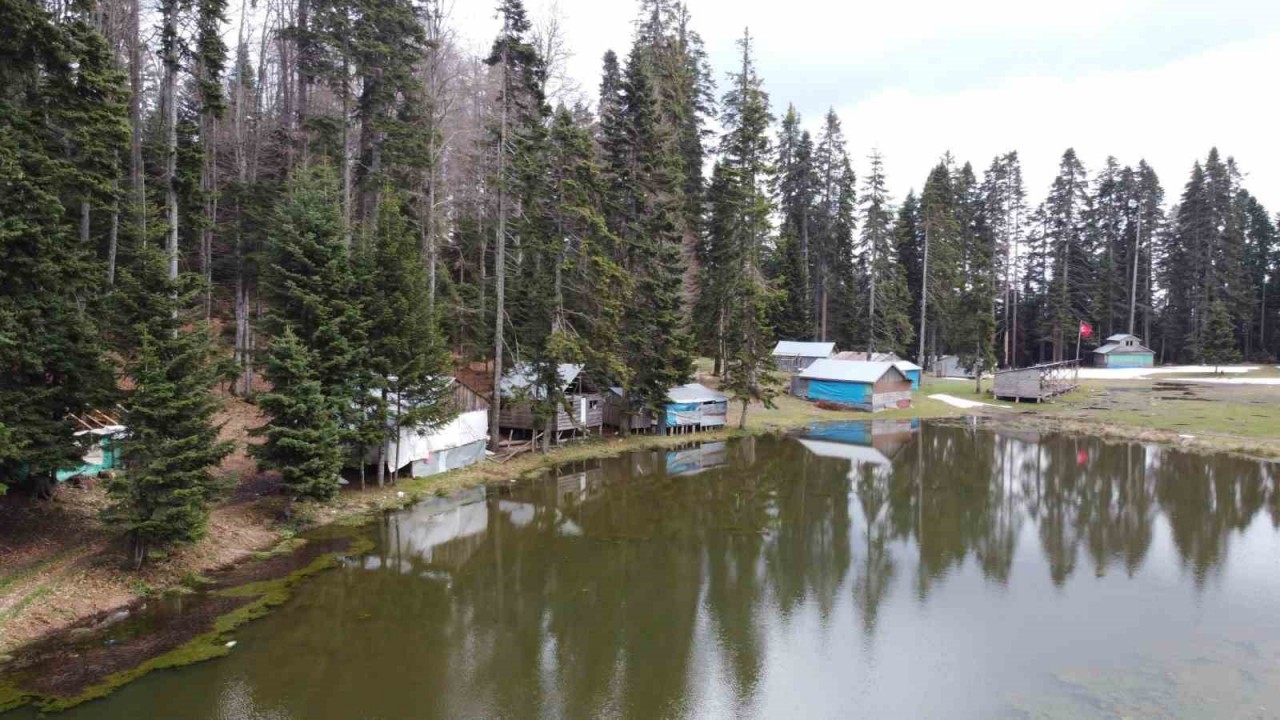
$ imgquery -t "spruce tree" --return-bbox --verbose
[252,327,344,502]
[1202,299,1241,372]
[861,150,911,354]
[609,18,693,431]
[362,193,454,474]
[0,0,125,496]
[716,30,779,428]
[1041,149,1091,361]
[811,109,858,344]
[105,253,233,565]
[773,105,813,338]
[485,0,549,446]
[265,165,366,417]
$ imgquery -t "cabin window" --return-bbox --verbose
[589,399,599,410]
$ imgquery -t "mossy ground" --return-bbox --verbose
[2,534,374,714]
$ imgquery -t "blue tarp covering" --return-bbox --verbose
[665,401,702,427]
[806,379,870,405]
[904,369,921,390]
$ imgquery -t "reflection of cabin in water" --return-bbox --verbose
[497,363,603,440]
[665,441,728,476]
[604,383,729,434]
[992,360,1079,402]
[794,420,918,477]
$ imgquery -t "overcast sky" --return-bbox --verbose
[454,0,1280,211]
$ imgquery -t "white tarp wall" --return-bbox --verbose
[384,409,489,475]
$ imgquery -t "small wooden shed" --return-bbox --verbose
[772,341,836,372]
[1093,334,1155,368]
[604,382,729,434]
[498,363,604,439]
[992,360,1079,402]
[893,360,923,390]
[934,355,975,378]
[790,359,912,412]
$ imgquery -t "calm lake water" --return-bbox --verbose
[11,420,1280,719]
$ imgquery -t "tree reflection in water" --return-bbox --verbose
[352,422,1278,718]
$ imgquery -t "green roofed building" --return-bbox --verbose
[1093,334,1155,368]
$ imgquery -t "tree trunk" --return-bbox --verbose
[340,55,352,245]
[917,224,929,366]
[162,0,179,281]
[107,192,119,285]
[129,0,144,246]
[488,61,509,452]
[738,398,749,430]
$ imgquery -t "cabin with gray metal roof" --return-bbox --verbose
[790,359,912,412]
[772,341,836,372]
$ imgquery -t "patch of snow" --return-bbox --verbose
[929,394,1007,410]
[1077,365,1258,380]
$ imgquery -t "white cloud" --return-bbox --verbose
[836,34,1280,207]
[454,0,1280,211]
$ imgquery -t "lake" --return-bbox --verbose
[6,420,1280,719]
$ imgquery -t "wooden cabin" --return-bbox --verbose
[893,360,923,390]
[790,359,913,412]
[604,382,730,434]
[58,411,126,482]
[992,360,1079,402]
[1093,334,1155,368]
[934,355,975,378]
[497,363,604,440]
[772,341,836,372]
[372,379,490,479]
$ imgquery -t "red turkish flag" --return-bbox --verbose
[1079,322,1094,339]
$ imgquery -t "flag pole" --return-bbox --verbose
[1075,322,1082,364]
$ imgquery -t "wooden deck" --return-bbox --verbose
[992,360,1079,402]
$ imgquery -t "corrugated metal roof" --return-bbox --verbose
[1095,343,1153,355]
[1106,333,1140,343]
[798,359,899,383]
[667,383,729,404]
[772,341,836,357]
[894,360,922,373]
[834,351,902,362]
[500,363,582,396]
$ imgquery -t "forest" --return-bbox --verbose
[2,0,1276,558]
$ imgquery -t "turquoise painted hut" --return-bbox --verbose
[893,360,923,390]
[790,359,913,412]
[1093,334,1155,368]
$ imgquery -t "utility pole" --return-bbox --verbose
[1128,195,1141,335]
[917,224,929,367]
